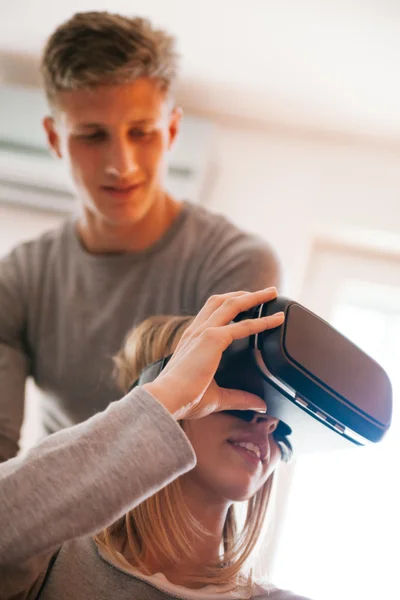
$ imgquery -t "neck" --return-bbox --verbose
[143,479,232,587]
[76,193,182,253]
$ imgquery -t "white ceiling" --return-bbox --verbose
[1,0,400,141]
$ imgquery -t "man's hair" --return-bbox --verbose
[40,11,179,106]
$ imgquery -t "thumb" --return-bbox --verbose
[217,387,267,414]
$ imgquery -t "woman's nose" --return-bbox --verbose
[250,412,279,434]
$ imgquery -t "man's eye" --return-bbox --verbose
[79,132,106,141]
[130,129,151,138]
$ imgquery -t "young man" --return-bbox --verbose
[0,11,280,462]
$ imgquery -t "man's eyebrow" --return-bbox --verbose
[77,119,155,129]
[77,123,104,129]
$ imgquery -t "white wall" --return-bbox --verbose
[205,122,400,297]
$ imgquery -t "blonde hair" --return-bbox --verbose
[95,314,277,590]
[40,11,179,106]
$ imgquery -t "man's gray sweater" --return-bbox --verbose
[0,201,279,461]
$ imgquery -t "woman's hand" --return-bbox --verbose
[143,287,284,420]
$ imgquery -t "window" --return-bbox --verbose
[271,244,400,600]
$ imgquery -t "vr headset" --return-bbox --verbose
[137,296,393,454]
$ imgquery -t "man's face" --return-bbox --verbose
[43,78,181,226]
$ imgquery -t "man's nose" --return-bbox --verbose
[107,137,139,178]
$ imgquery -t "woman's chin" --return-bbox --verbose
[214,478,260,503]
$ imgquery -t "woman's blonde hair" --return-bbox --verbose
[95,314,277,590]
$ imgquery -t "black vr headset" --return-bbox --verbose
[136,296,393,454]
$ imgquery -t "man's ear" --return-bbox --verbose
[43,116,62,158]
[168,106,183,150]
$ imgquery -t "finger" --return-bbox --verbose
[225,311,285,342]
[186,291,250,331]
[202,311,284,354]
[165,311,283,382]
[203,287,278,329]
[216,388,267,413]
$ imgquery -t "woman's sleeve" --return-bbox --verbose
[0,387,196,567]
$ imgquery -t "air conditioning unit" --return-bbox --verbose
[0,84,214,213]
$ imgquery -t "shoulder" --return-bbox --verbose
[181,200,256,242]
[181,201,279,266]
[0,219,72,281]
[9,219,72,262]
[178,203,280,300]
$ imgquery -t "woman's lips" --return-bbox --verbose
[228,441,261,466]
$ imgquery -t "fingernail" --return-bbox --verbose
[265,311,284,319]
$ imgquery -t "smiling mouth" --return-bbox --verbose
[101,184,142,194]
[228,441,264,466]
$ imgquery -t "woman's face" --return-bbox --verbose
[181,412,282,503]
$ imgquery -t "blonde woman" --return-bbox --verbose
[0,287,311,599]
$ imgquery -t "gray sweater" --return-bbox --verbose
[0,201,280,461]
[0,388,311,600]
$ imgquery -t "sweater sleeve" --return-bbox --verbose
[0,251,30,462]
[0,387,196,567]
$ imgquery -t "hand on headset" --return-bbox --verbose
[143,287,285,420]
